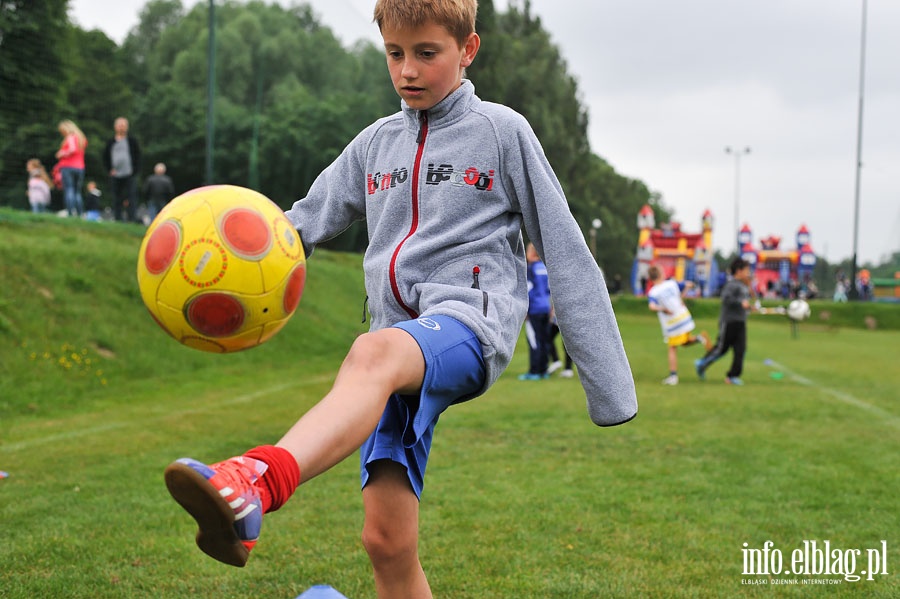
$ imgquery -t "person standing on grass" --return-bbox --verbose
[142,162,175,222]
[519,242,552,380]
[163,1,637,597]
[26,158,52,213]
[548,306,575,378]
[103,117,141,222]
[695,258,754,385]
[55,120,87,217]
[646,265,711,385]
[84,180,103,222]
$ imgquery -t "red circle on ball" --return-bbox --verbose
[222,208,271,258]
[283,264,306,314]
[186,293,245,337]
[144,221,181,274]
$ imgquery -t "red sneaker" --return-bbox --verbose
[164,456,267,567]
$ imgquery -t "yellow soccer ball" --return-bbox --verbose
[136,185,306,353]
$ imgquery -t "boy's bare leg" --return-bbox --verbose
[275,327,426,481]
[667,345,678,374]
[362,460,432,599]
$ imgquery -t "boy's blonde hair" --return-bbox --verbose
[374,0,477,47]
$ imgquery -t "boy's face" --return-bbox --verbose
[381,20,479,111]
[735,266,751,283]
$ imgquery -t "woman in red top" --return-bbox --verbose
[55,120,87,217]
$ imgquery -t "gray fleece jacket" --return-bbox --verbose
[285,80,637,426]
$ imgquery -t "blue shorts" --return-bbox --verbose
[359,315,485,499]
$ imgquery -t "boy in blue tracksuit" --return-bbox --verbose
[520,243,552,379]
[164,0,637,595]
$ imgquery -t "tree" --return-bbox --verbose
[468,1,660,280]
[125,0,396,218]
[63,28,133,181]
[0,0,70,207]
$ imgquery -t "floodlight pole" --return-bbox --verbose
[848,0,867,300]
[205,0,216,185]
[725,146,750,256]
[590,218,602,259]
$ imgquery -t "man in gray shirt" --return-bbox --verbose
[102,117,142,222]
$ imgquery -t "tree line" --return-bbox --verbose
[4,1,892,284]
[1,0,668,281]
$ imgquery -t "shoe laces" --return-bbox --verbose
[214,457,267,496]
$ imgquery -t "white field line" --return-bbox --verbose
[765,359,900,429]
[1,374,335,453]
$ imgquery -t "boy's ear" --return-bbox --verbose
[460,32,481,67]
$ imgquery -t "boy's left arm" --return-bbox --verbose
[509,123,637,426]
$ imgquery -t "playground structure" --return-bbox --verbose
[631,205,719,296]
[862,269,900,302]
[738,223,816,299]
[631,204,820,298]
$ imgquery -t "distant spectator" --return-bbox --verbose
[833,274,848,303]
[103,117,142,222]
[55,119,87,217]
[518,243,552,380]
[84,180,103,222]
[142,162,175,222]
[548,306,574,378]
[609,273,623,295]
[26,158,52,213]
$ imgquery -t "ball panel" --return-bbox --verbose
[180,336,229,353]
[283,264,307,314]
[221,207,272,259]
[178,238,229,288]
[186,292,246,337]
[144,220,181,275]
[273,215,305,261]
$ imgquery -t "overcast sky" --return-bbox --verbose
[70,0,899,264]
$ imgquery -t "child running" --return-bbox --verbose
[695,257,754,385]
[646,264,710,385]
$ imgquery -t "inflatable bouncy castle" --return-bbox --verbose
[631,205,720,297]
[632,204,817,299]
[739,223,817,299]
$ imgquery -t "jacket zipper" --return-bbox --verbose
[471,265,489,316]
[388,111,428,319]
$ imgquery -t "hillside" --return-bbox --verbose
[2,208,896,421]
[0,209,366,421]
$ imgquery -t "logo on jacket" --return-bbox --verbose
[426,163,494,191]
[367,167,410,195]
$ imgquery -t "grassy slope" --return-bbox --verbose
[1,209,898,598]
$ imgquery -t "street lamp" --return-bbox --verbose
[589,218,602,259]
[725,146,751,255]
[848,0,868,300]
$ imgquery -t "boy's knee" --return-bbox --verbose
[344,331,397,374]
[361,519,417,566]
[341,329,424,393]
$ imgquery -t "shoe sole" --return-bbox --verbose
[164,461,250,567]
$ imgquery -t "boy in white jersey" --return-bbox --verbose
[647,265,710,385]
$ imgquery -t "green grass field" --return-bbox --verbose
[1,210,898,598]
